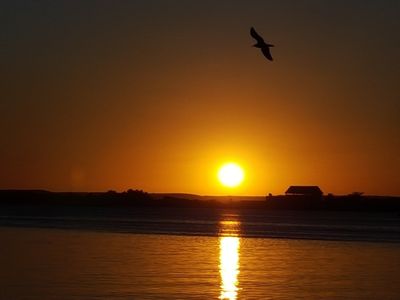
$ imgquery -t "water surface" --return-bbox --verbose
[1,223,400,299]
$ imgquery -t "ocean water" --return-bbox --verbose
[1,207,400,243]
[1,209,400,299]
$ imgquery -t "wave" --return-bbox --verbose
[1,208,399,243]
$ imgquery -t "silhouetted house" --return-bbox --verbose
[285,186,323,197]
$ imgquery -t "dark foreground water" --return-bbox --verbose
[1,207,400,299]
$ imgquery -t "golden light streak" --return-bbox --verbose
[219,237,240,300]
[219,219,240,300]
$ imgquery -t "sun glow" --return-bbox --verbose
[218,163,244,188]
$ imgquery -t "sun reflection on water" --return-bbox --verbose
[219,219,240,300]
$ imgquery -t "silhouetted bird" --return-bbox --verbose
[250,27,274,61]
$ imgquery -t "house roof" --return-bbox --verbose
[285,186,323,195]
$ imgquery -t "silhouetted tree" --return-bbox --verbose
[125,189,151,201]
[349,192,364,197]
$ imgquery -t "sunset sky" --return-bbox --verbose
[1,1,399,196]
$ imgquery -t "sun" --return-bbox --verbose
[218,163,245,188]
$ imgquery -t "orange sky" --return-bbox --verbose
[1,1,399,195]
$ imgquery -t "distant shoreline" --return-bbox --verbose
[1,189,400,212]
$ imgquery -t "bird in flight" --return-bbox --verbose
[250,27,274,61]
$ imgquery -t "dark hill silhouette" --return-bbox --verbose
[0,189,399,212]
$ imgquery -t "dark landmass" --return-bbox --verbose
[1,189,400,242]
[1,189,399,212]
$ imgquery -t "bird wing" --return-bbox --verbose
[250,27,264,43]
[261,47,273,61]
